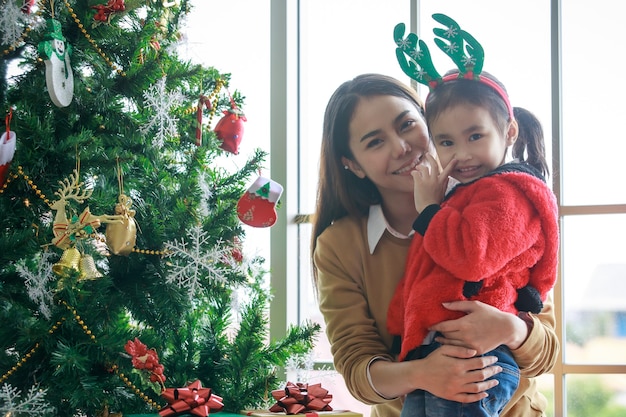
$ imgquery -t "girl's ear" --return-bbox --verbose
[506,120,519,146]
[341,156,366,179]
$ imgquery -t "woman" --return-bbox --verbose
[311,73,558,417]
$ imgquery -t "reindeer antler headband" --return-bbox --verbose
[394,13,514,120]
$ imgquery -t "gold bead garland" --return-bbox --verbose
[0,317,65,384]
[60,300,161,410]
[0,166,52,207]
[110,364,162,410]
[0,301,161,410]
[204,79,224,127]
[62,0,126,77]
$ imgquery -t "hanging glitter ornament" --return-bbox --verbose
[214,89,246,154]
[105,194,137,255]
[105,164,137,256]
[38,18,74,107]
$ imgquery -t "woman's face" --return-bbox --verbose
[343,95,433,199]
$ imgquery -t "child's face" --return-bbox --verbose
[429,103,516,183]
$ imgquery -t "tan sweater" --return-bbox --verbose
[314,214,558,417]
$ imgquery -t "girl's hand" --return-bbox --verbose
[417,344,502,402]
[429,300,530,354]
[411,154,457,213]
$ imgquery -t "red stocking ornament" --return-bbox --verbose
[0,111,16,188]
[237,176,283,228]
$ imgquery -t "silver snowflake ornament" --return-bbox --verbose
[140,76,185,148]
[164,225,230,297]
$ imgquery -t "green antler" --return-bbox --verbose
[394,23,442,89]
[432,13,484,78]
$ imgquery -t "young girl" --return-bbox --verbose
[311,73,558,417]
[388,14,559,417]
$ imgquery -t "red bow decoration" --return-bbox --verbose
[269,382,333,415]
[124,337,166,384]
[92,0,126,23]
[159,380,224,417]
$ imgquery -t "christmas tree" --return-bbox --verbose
[0,1,319,416]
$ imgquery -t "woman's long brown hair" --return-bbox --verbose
[310,74,425,287]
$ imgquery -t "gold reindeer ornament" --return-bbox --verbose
[50,170,124,249]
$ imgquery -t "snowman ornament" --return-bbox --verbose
[38,19,74,108]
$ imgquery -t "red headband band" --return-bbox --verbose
[440,73,515,121]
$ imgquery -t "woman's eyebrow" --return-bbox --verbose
[359,110,411,142]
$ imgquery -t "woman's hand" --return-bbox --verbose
[415,344,502,402]
[429,300,530,354]
[370,345,502,402]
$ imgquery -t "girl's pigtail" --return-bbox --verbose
[513,107,550,178]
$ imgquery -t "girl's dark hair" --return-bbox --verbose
[310,73,425,285]
[425,70,549,178]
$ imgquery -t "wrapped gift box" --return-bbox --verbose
[126,410,363,417]
[240,411,362,417]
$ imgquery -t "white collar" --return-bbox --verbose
[366,175,460,255]
[367,205,413,254]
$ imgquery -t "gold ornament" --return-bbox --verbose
[50,169,124,249]
[105,194,137,256]
[52,247,81,277]
[79,254,104,280]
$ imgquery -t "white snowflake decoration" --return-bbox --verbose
[0,383,53,417]
[443,41,459,55]
[462,54,477,67]
[409,48,423,61]
[284,352,336,385]
[443,25,458,39]
[164,225,230,297]
[140,76,185,148]
[0,0,28,46]
[15,252,56,319]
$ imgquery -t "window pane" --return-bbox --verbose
[566,374,626,416]
[563,214,626,364]
[299,0,410,215]
[536,373,555,417]
[561,2,626,205]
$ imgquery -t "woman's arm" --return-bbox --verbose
[369,344,502,402]
[430,297,559,377]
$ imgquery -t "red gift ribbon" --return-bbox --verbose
[269,382,332,415]
[159,380,224,417]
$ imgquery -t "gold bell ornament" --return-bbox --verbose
[105,193,137,256]
[52,247,81,278]
[79,253,104,280]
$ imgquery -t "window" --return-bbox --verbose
[185,1,626,415]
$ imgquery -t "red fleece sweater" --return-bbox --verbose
[387,164,559,362]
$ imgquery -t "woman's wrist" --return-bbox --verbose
[369,356,420,399]
[508,311,534,350]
